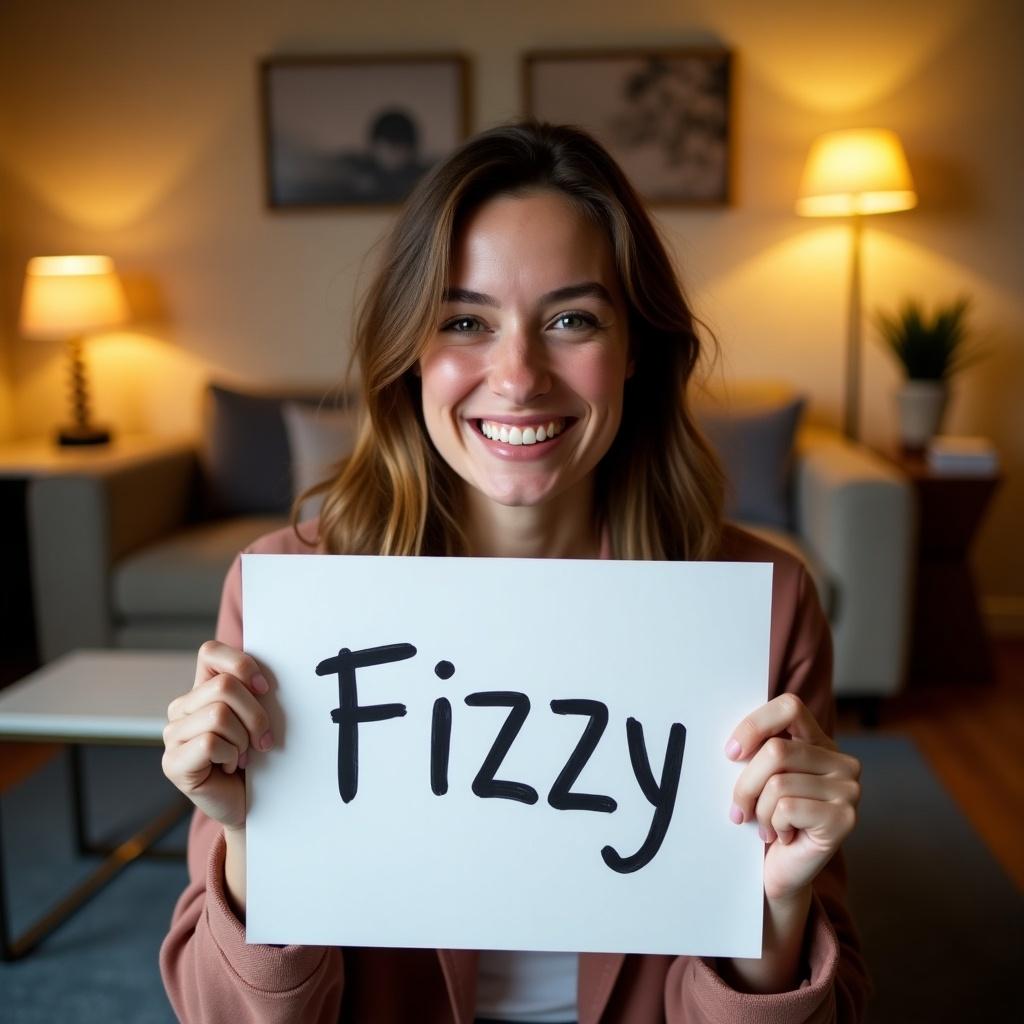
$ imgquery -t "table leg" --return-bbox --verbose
[65,744,186,860]
[69,743,90,853]
[0,799,10,960]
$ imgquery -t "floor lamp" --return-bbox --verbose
[19,255,129,446]
[796,129,917,441]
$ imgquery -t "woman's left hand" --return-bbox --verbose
[726,693,861,903]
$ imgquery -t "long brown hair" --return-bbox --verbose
[296,119,724,560]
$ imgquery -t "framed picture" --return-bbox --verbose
[523,49,732,206]
[260,54,471,209]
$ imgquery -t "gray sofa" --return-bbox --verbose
[26,385,914,699]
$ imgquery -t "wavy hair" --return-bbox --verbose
[296,119,724,560]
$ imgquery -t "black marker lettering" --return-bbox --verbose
[315,644,415,803]
[547,699,617,813]
[430,660,454,796]
[601,717,686,873]
[464,691,538,804]
[430,698,452,795]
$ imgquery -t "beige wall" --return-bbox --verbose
[1,0,1022,621]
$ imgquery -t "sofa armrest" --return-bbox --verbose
[27,443,200,661]
[793,426,914,697]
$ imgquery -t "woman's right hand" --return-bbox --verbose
[161,640,273,831]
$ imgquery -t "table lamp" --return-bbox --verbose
[19,254,129,446]
[796,129,917,440]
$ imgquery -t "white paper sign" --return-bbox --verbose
[243,555,771,957]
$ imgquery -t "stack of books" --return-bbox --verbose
[926,436,999,475]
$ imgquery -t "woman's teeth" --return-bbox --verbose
[479,418,565,446]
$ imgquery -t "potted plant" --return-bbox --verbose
[874,295,982,451]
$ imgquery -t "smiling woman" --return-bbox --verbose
[305,120,725,563]
[160,120,869,1024]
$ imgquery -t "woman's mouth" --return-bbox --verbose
[476,417,568,446]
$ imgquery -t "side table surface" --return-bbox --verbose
[0,434,193,479]
[0,649,195,741]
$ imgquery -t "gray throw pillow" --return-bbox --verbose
[282,401,359,520]
[204,384,350,516]
[697,395,806,530]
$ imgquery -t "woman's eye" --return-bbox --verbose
[442,316,485,333]
[551,311,598,331]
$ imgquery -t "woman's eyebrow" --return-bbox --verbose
[441,281,614,308]
[541,282,615,307]
[441,286,495,306]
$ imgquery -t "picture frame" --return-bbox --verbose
[522,48,733,206]
[260,54,471,209]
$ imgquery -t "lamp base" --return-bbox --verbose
[57,425,111,447]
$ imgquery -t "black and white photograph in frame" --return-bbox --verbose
[523,49,732,205]
[261,55,470,208]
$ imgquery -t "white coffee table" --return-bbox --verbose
[0,649,196,959]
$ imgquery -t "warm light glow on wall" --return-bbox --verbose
[88,331,209,436]
[796,129,918,217]
[712,0,972,112]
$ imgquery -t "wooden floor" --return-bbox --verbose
[0,740,59,791]
[3,641,1023,890]
[838,637,1024,891]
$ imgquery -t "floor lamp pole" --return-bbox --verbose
[844,212,863,441]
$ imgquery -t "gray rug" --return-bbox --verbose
[840,734,1021,1021]
[0,737,1019,1022]
[0,747,187,1023]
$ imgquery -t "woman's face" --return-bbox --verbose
[418,189,632,512]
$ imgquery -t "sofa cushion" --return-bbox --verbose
[696,388,805,530]
[205,384,354,516]
[112,515,288,619]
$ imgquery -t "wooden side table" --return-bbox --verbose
[893,451,1001,686]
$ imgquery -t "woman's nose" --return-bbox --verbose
[488,330,551,405]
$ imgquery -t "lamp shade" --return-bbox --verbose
[796,129,917,217]
[19,255,129,340]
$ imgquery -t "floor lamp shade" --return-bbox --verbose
[796,129,917,217]
[796,129,918,440]
[18,255,129,446]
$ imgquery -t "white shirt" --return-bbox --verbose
[474,950,578,1022]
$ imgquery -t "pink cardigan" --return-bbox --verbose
[160,524,869,1022]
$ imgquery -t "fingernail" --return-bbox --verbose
[238,750,249,770]
[725,738,741,760]
[729,803,744,824]
[758,825,768,842]
[252,673,269,694]
[259,730,273,751]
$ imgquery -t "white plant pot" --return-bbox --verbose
[897,381,949,450]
